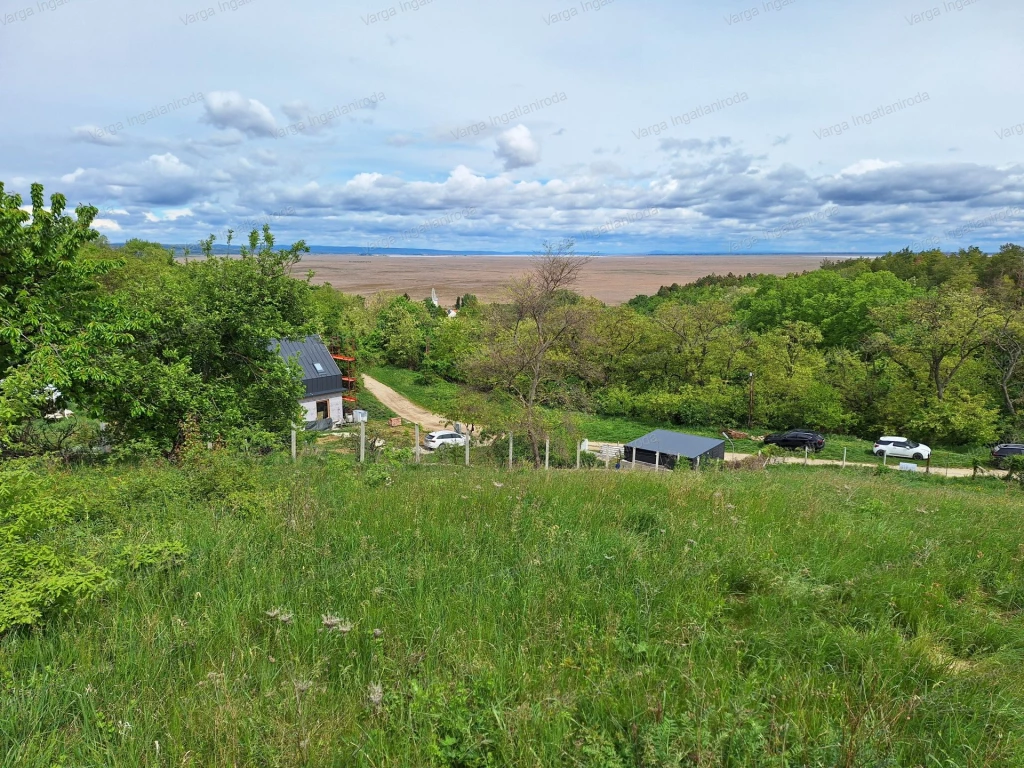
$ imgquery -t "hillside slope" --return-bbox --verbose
[4,458,1024,766]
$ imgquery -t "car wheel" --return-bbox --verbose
[874,449,884,457]
[912,453,924,461]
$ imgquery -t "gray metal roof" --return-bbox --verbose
[270,336,343,397]
[625,429,725,459]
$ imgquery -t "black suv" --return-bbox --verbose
[991,444,1024,464]
[763,430,826,452]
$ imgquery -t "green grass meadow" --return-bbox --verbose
[4,456,1024,766]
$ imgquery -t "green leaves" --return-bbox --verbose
[0,470,107,634]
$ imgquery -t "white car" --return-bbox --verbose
[873,436,931,461]
[423,430,467,450]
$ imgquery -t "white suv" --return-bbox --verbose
[873,436,931,461]
[423,430,467,450]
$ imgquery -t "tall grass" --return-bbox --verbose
[5,456,1024,765]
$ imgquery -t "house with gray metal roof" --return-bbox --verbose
[623,429,725,470]
[269,335,347,430]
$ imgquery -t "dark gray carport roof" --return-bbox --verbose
[625,430,725,459]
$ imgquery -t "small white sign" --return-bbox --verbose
[898,462,919,472]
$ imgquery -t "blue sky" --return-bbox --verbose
[2,0,1022,253]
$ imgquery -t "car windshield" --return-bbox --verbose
[907,441,919,448]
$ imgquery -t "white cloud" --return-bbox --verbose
[92,218,122,231]
[201,91,278,138]
[840,159,903,176]
[61,168,86,183]
[494,125,541,171]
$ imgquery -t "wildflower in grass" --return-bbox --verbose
[322,615,354,634]
[493,482,504,488]
[373,628,384,639]
[279,613,294,624]
[367,682,384,712]
[294,680,312,695]
[266,608,281,618]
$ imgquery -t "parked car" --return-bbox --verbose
[763,430,825,452]
[873,436,931,461]
[423,430,467,450]
[991,443,1024,464]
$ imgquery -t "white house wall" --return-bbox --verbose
[298,394,346,423]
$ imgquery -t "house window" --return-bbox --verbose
[316,400,329,420]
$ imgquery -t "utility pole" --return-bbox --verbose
[747,372,755,429]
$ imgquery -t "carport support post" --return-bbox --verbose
[414,424,420,464]
[359,421,365,463]
[545,438,550,470]
[465,433,470,467]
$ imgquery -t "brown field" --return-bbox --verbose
[304,254,840,305]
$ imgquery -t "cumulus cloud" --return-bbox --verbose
[494,125,541,171]
[61,168,86,183]
[201,91,278,137]
[91,218,122,231]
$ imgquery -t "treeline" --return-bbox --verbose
[347,244,1024,449]
[5,180,1024,459]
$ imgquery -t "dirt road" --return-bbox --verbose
[362,378,1003,479]
[361,375,451,432]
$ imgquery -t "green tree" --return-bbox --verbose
[870,289,1000,401]
[0,182,134,451]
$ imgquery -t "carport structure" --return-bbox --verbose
[623,430,726,470]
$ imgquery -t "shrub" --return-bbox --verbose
[0,470,107,633]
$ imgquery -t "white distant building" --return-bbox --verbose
[270,336,349,429]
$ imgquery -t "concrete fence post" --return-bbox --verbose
[576,442,581,470]
[465,433,470,467]
[291,427,296,463]
[842,447,847,469]
[804,446,809,465]
[359,421,365,463]
[414,424,420,464]
[655,451,660,471]
[508,433,513,470]
[545,438,550,470]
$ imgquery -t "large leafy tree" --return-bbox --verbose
[83,227,312,452]
[869,288,1000,401]
[0,183,134,449]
